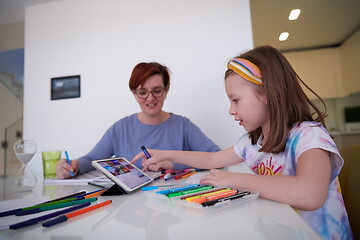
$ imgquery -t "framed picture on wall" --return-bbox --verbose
[51,75,81,100]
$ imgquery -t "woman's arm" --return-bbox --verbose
[201,148,331,211]
[131,146,242,169]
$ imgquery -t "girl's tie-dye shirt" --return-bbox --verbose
[233,121,353,240]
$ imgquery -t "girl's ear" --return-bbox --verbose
[255,87,267,104]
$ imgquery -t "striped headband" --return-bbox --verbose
[227,58,262,85]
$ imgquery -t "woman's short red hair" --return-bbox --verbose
[129,62,170,90]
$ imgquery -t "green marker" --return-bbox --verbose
[16,198,98,216]
[166,186,213,198]
[21,197,80,211]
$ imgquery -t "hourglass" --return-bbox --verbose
[13,140,37,191]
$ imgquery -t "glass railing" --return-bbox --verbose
[1,119,23,177]
[0,72,23,102]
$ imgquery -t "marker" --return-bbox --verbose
[191,189,238,204]
[164,171,188,181]
[156,184,199,194]
[9,202,91,229]
[83,189,108,199]
[0,191,86,217]
[13,197,83,215]
[173,172,191,180]
[141,146,151,159]
[193,168,207,172]
[202,191,251,207]
[88,181,107,188]
[141,184,189,191]
[42,191,87,203]
[153,173,166,180]
[174,170,195,180]
[165,169,175,174]
[15,198,98,216]
[42,200,112,227]
[182,188,229,200]
[75,188,108,199]
[166,185,213,198]
[163,173,172,180]
[64,151,74,177]
[180,171,197,179]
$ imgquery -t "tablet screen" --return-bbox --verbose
[96,158,152,190]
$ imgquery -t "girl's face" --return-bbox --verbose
[225,73,269,133]
[134,74,167,117]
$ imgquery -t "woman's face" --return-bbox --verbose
[134,74,168,117]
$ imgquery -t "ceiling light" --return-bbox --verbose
[289,9,301,20]
[279,32,289,41]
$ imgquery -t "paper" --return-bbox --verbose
[44,170,111,185]
[0,196,50,230]
[184,172,208,184]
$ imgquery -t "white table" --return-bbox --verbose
[0,164,321,240]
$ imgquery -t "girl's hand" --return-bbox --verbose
[131,149,162,168]
[56,158,79,179]
[199,169,237,188]
[146,160,174,172]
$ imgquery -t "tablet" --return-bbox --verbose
[91,157,154,193]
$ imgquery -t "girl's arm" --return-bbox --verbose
[201,148,331,211]
[131,146,243,169]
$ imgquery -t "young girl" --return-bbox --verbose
[132,46,353,240]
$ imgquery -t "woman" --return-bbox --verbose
[56,62,220,179]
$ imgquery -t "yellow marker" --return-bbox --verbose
[185,188,231,201]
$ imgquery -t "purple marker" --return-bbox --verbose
[141,146,151,159]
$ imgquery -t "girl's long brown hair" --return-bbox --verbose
[226,45,327,153]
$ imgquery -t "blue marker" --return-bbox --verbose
[156,184,200,194]
[64,151,74,177]
[141,146,151,159]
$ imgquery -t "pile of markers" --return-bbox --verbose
[156,168,201,181]
[154,184,252,207]
[0,188,111,229]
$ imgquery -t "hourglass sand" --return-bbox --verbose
[13,140,37,191]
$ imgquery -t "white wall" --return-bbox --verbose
[24,0,253,176]
[0,22,24,52]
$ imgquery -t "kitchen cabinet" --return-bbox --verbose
[284,48,343,100]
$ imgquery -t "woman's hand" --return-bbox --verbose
[200,169,238,188]
[56,158,79,179]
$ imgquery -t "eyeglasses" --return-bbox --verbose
[134,87,167,99]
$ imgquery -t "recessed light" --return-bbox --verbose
[279,32,289,41]
[289,9,301,20]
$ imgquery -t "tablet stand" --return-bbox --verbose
[101,184,128,196]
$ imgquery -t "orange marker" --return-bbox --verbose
[42,200,112,227]
[84,188,108,199]
[184,188,230,201]
[190,189,238,204]
[180,171,197,179]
